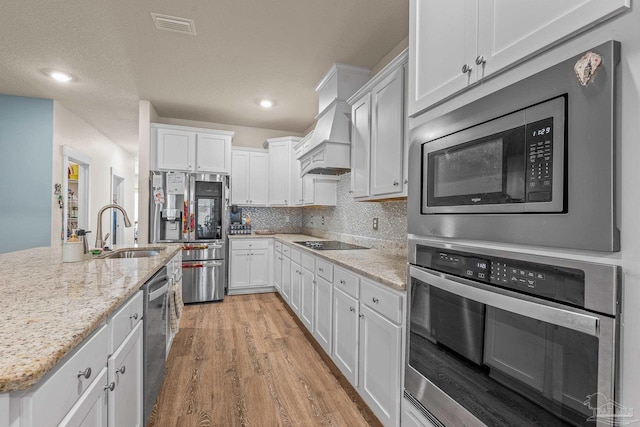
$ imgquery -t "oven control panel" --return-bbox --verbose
[415,245,585,307]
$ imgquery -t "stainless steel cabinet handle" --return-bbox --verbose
[349,307,355,312]
[117,366,126,375]
[462,64,472,74]
[475,55,486,65]
[130,313,138,320]
[105,382,115,392]
[372,297,379,304]
[77,367,92,379]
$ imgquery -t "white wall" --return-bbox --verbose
[136,100,159,244]
[51,102,137,247]
[410,8,640,413]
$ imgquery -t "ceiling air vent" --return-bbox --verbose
[150,13,196,36]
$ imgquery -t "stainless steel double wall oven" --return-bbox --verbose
[405,41,622,426]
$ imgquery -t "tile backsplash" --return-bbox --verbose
[234,173,407,256]
[301,173,407,255]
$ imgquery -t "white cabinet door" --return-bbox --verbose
[302,175,315,205]
[231,151,250,205]
[274,252,282,291]
[249,248,269,287]
[268,141,292,206]
[58,368,108,427]
[290,261,302,314]
[300,267,314,332]
[229,250,250,288]
[281,256,291,301]
[350,93,371,199]
[477,0,630,79]
[359,304,402,427]
[249,152,269,206]
[333,288,359,385]
[107,322,143,427]
[370,66,405,196]
[157,128,196,171]
[313,276,333,355]
[409,0,477,116]
[196,133,230,174]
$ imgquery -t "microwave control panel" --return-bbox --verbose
[525,117,554,202]
[415,245,584,307]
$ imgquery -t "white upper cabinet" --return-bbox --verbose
[231,149,268,206]
[153,124,234,173]
[408,0,630,116]
[265,137,300,206]
[156,127,196,171]
[196,133,232,174]
[348,51,408,201]
[350,94,371,199]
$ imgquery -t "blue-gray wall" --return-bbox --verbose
[0,95,53,253]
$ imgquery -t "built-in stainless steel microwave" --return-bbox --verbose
[423,96,565,214]
[408,40,620,252]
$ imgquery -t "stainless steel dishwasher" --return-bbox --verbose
[143,266,169,426]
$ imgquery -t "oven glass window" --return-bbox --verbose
[433,138,504,197]
[409,278,599,426]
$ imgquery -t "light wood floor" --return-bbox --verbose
[148,293,379,427]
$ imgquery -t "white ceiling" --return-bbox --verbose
[0,0,408,155]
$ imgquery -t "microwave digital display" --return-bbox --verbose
[433,138,504,198]
[422,96,565,215]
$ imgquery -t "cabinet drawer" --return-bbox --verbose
[361,279,402,323]
[316,258,334,283]
[334,266,359,299]
[27,325,108,427]
[109,291,143,353]
[232,239,270,251]
[282,244,291,257]
[275,241,282,253]
[290,248,301,265]
[301,252,315,271]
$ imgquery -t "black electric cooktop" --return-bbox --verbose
[293,240,369,250]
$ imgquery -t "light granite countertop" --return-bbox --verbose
[229,233,408,291]
[0,244,182,393]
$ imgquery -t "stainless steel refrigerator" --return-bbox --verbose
[149,171,227,302]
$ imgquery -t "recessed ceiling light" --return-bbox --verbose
[259,99,274,109]
[42,69,75,83]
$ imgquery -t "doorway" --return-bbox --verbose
[62,146,91,241]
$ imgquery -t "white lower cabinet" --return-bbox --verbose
[229,239,273,294]
[107,322,143,427]
[313,276,333,355]
[59,367,109,427]
[274,250,282,291]
[332,288,359,385]
[299,254,315,331]
[9,290,145,427]
[281,255,291,301]
[290,261,302,314]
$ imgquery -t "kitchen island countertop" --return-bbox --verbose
[0,243,182,393]
[229,233,408,291]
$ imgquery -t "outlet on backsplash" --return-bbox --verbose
[373,217,378,230]
[321,216,325,226]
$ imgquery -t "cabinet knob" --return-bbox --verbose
[404,179,408,184]
[189,165,193,169]
[372,297,379,304]
[117,365,126,375]
[359,314,364,318]
[339,279,345,285]
[77,367,92,379]
[461,64,472,74]
[284,200,287,204]
[130,313,138,320]
[348,190,353,194]
[319,267,323,272]
[475,55,486,66]
[349,307,355,312]
[393,181,399,186]
[105,382,116,392]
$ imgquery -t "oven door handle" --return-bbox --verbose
[409,265,601,337]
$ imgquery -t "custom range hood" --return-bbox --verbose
[299,63,370,176]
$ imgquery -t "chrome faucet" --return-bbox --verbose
[95,204,132,249]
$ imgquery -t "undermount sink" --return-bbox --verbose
[99,247,164,259]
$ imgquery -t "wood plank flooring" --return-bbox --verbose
[148,293,380,427]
